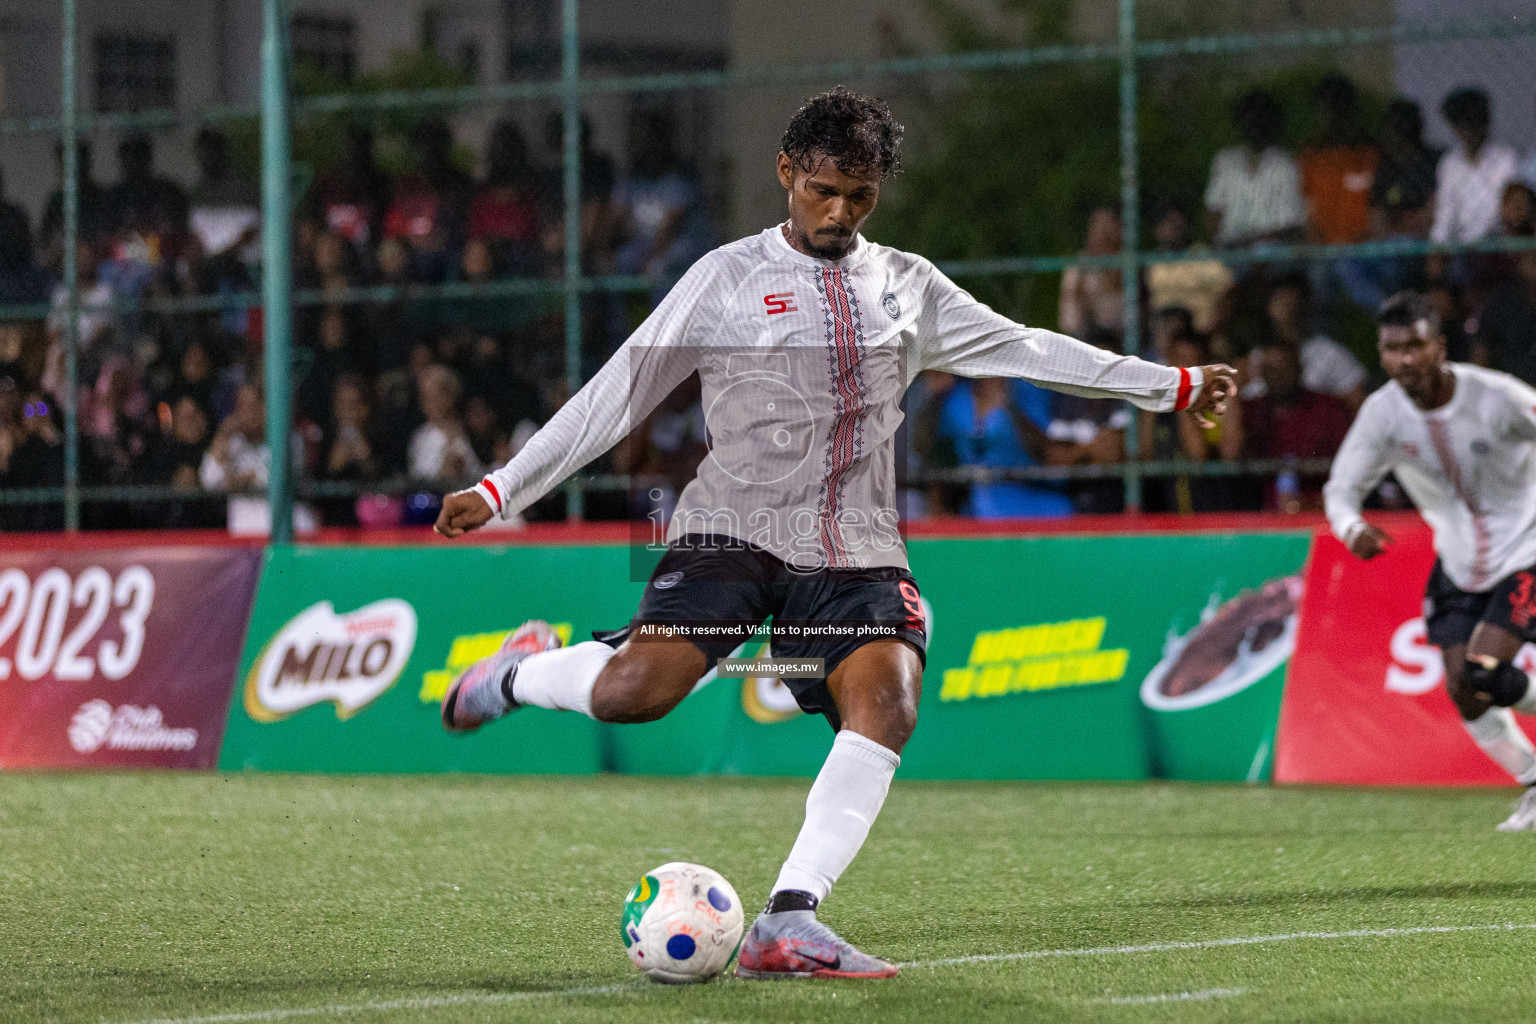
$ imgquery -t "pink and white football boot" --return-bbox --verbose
[734,910,899,980]
[440,620,563,731]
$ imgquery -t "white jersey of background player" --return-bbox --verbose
[431,89,1237,976]
[1325,291,1536,831]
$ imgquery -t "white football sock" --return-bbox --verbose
[1464,707,1536,785]
[510,641,614,719]
[771,730,900,902]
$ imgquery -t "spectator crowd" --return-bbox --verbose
[2,76,1536,531]
[0,109,711,531]
[912,77,1536,519]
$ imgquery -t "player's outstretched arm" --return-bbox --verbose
[917,262,1220,415]
[1323,394,1394,559]
[434,257,723,538]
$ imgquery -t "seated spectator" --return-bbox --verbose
[199,383,317,535]
[188,127,259,269]
[105,132,188,264]
[1144,199,1233,343]
[938,377,1072,519]
[470,120,544,277]
[1469,250,1536,387]
[613,110,712,284]
[384,120,474,283]
[1371,98,1439,239]
[1432,87,1518,246]
[140,395,208,489]
[315,373,378,528]
[80,354,149,487]
[408,363,482,485]
[297,308,360,426]
[1,389,65,531]
[1141,331,1247,513]
[44,240,121,392]
[1058,207,1123,341]
[1300,73,1378,246]
[367,237,432,372]
[1241,271,1368,412]
[136,394,218,529]
[541,111,619,273]
[0,165,45,304]
[40,141,108,269]
[308,126,389,256]
[1466,181,1536,298]
[167,338,217,422]
[1242,343,1353,510]
[1204,90,1306,248]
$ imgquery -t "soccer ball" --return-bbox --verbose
[620,862,745,983]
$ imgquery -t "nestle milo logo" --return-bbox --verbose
[245,600,418,722]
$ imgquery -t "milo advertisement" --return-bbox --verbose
[217,531,1311,780]
[899,531,1312,781]
[1141,575,1304,781]
[218,544,639,773]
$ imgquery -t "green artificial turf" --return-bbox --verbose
[4,773,1536,1022]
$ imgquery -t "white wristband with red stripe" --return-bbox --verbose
[1172,365,1205,412]
[472,476,505,518]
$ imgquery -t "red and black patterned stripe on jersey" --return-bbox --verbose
[1425,417,1491,588]
[814,266,869,568]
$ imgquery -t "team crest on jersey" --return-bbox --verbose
[881,292,901,320]
[654,571,684,589]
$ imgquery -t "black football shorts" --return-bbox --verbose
[1423,558,1536,650]
[594,535,928,728]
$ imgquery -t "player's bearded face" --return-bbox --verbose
[778,152,881,260]
[1378,324,1445,401]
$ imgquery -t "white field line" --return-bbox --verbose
[1087,987,1247,1005]
[902,921,1536,968]
[110,922,1536,1024]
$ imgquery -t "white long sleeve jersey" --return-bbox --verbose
[1324,363,1536,592]
[475,225,1203,570]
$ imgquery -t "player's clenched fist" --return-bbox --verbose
[1345,522,1392,560]
[434,489,495,538]
[1188,363,1239,429]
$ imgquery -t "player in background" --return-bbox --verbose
[1325,291,1536,830]
[432,88,1237,977]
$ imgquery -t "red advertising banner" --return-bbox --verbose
[1276,524,1536,785]
[0,547,261,769]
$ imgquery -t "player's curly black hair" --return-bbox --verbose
[1377,291,1441,335]
[780,87,904,178]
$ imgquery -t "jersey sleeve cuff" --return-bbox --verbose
[473,477,504,518]
[1172,365,1204,412]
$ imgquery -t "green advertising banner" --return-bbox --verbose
[218,544,646,773]
[221,530,1312,780]
[902,532,1312,781]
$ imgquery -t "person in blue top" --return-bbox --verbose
[939,376,1073,518]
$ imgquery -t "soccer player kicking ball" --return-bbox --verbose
[1326,292,1536,831]
[432,88,1235,977]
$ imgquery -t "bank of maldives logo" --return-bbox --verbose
[68,700,198,753]
[245,599,418,722]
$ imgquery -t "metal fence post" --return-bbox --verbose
[561,0,585,521]
[261,0,295,542]
[1118,0,1143,512]
[61,0,79,531]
